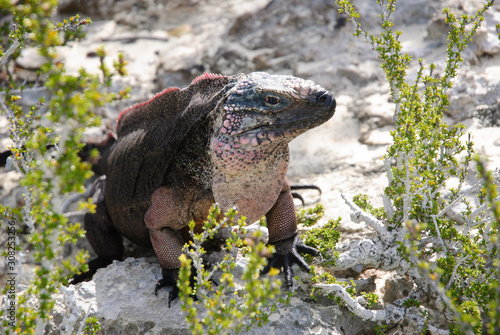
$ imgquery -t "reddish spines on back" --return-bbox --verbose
[192,72,224,84]
[116,87,180,130]
[115,72,225,131]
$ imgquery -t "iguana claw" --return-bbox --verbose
[261,233,319,288]
[155,268,199,307]
[155,268,180,308]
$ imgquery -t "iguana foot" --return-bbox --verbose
[262,234,319,288]
[155,268,180,308]
[70,257,114,284]
[155,268,200,307]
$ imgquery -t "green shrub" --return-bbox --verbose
[475,157,500,334]
[303,217,341,267]
[0,2,127,333]
[296,203,325,227]
[329,0,499,333]
[178,204,281,335]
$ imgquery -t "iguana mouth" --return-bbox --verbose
[236,107,335,137]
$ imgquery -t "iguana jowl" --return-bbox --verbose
[74,72,336,304]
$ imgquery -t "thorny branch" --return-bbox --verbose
[324,185,494,334]
[313,283,388,322]
[341,194,389,239]
[183,210,239,292]
[313,282,449,335]
[0,40,20,66]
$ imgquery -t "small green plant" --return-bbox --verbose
[303,217,341,266]
[296,203,325,227]
[178,204,281,335]
[374,324,388,335]
[295,202,341,266]
[83,316,102,335]
[361,291,380,308]
[401,297,420,308]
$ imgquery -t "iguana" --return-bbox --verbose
[72,71,336,305]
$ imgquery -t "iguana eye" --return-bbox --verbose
[265,96,280,105]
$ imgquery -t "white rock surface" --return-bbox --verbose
[52,258,351,335]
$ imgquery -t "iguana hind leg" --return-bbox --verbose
[72,176,124,283]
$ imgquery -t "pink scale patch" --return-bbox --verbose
[223,120,230,127]
[240,137,250,145]
[251,138,259,146]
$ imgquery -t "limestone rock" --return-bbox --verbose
[382,274,414,305]
[448,66,500,122]
[55,258,356,335]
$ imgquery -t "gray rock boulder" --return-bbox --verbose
[50,258,369,335]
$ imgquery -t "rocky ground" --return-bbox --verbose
[1,0,500,334]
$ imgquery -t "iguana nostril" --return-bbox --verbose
[315,91,333,107]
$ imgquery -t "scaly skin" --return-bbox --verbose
[73,72,336,306]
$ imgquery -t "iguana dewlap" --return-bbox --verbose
[74,72,336,304]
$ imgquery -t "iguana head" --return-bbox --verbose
[211,72,336,174]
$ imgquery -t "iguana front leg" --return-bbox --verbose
[144,186,188,306]
[262,179,320,287]
[144,186,212,305]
